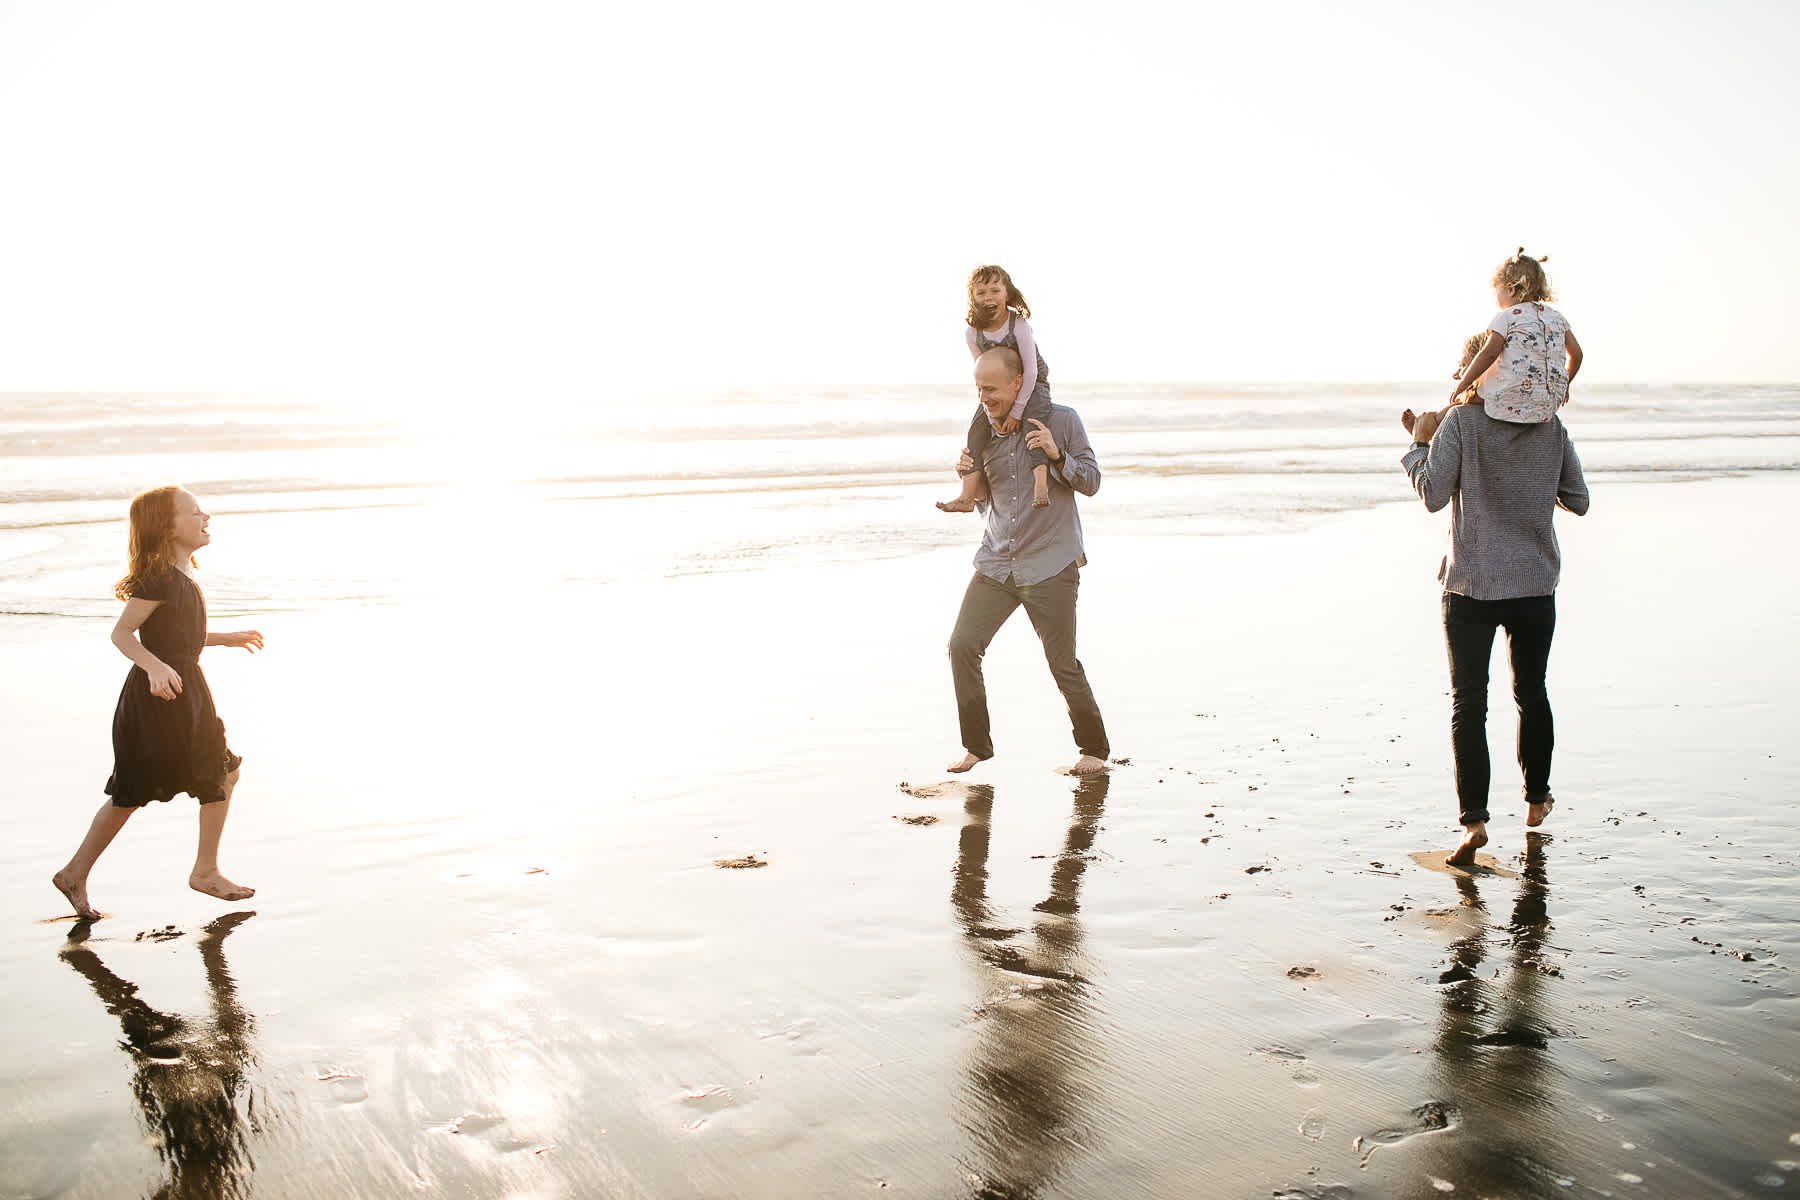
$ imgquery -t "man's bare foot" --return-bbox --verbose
[936,497,977,513]
[190,870,255,903]
[1526,794,1555,828]
[52,870,100,920]
[947,752,987,773]
[1446,823,1488,867]
[1070,755,1108,776]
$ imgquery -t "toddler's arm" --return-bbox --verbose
[1009,319,1042,421]
[1451,331,1505,404]
[1561,329,1583,406]
[112,599,183,699]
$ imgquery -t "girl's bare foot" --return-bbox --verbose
[1032,485,1050,509]
[52,870,100,920]
[190,870,255,903]
[1526,794,1555,827]
[1446,823,1488,867]
[947,752,986,773]
[1070,755,1107,776]
[937,497,977,513]
[1402,408,1418,435]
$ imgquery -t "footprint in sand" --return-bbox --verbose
[1354,1100,1460,1162]
[714,854,767,869]
[315,1067,368,1104]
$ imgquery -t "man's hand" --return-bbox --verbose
[1024,418,1061,462]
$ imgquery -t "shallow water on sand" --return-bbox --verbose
[3,391,1799,1196]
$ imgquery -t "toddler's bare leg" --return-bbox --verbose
[938,468,987,513]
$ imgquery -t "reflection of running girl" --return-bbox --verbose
[52,486,263,920]
[59,912,265,1196]
[938,265,1055,512]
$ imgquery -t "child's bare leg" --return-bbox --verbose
[938,468,987,513]
[191,770,254,904]
[1032,463,1050,508]
[53,801,136,919]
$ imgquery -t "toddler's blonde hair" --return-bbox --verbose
[1492,248,1554,303]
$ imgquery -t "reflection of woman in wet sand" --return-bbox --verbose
[60,912,270,1199]
[1401,379,1589,865]
[951,775,1109,1198]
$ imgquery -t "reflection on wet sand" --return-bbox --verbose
[1421,834,1568,1191]
[951,775,1110,1199]
[59,912,276,1200]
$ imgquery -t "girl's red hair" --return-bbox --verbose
[114,485,194,601]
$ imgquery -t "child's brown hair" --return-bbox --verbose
[966,265,1031,328]
[1492,248,1554,304]
[115,485,195,601]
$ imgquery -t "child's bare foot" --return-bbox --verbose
[190,870,255,904]
[936,497,977,513]
[1402,408,1418,435]
[1526,794,1555,828]
[52,870,100,920]
[1070,755,1108,776]
[1446,823,1488,867]
[947,752,987,773]
[1032,485,1050,509]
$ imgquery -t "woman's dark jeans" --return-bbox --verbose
[1443,592,1556,825]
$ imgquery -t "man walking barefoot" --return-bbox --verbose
[947,346,1109,777]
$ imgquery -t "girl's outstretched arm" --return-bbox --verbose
[112,598,183,699]
[206,630,264,652]
[1451,331,1505,403]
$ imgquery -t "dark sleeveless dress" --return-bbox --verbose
[963,311,1054,473]
[105,570,241,808]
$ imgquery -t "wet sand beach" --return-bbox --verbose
[3,462,1797,1198]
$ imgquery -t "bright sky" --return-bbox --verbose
[0,0,1794,391]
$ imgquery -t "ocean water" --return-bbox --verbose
[2,382,1796,626]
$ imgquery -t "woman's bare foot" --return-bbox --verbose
[1070,755,1108,776]
[190,870,255,903]
[936,497,977,513]
[52,870,100,920]
[1446,823,1488,867]
[1526,794,1555,828]
[947,752,987,773]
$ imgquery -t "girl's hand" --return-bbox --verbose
[147,660,183,701]
[215,630,264,652]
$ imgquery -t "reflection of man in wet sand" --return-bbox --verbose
[952,775,1109,1196]
[1421,835,1561,1188]
[947,347,1109,777]
[60,912,268,1198]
